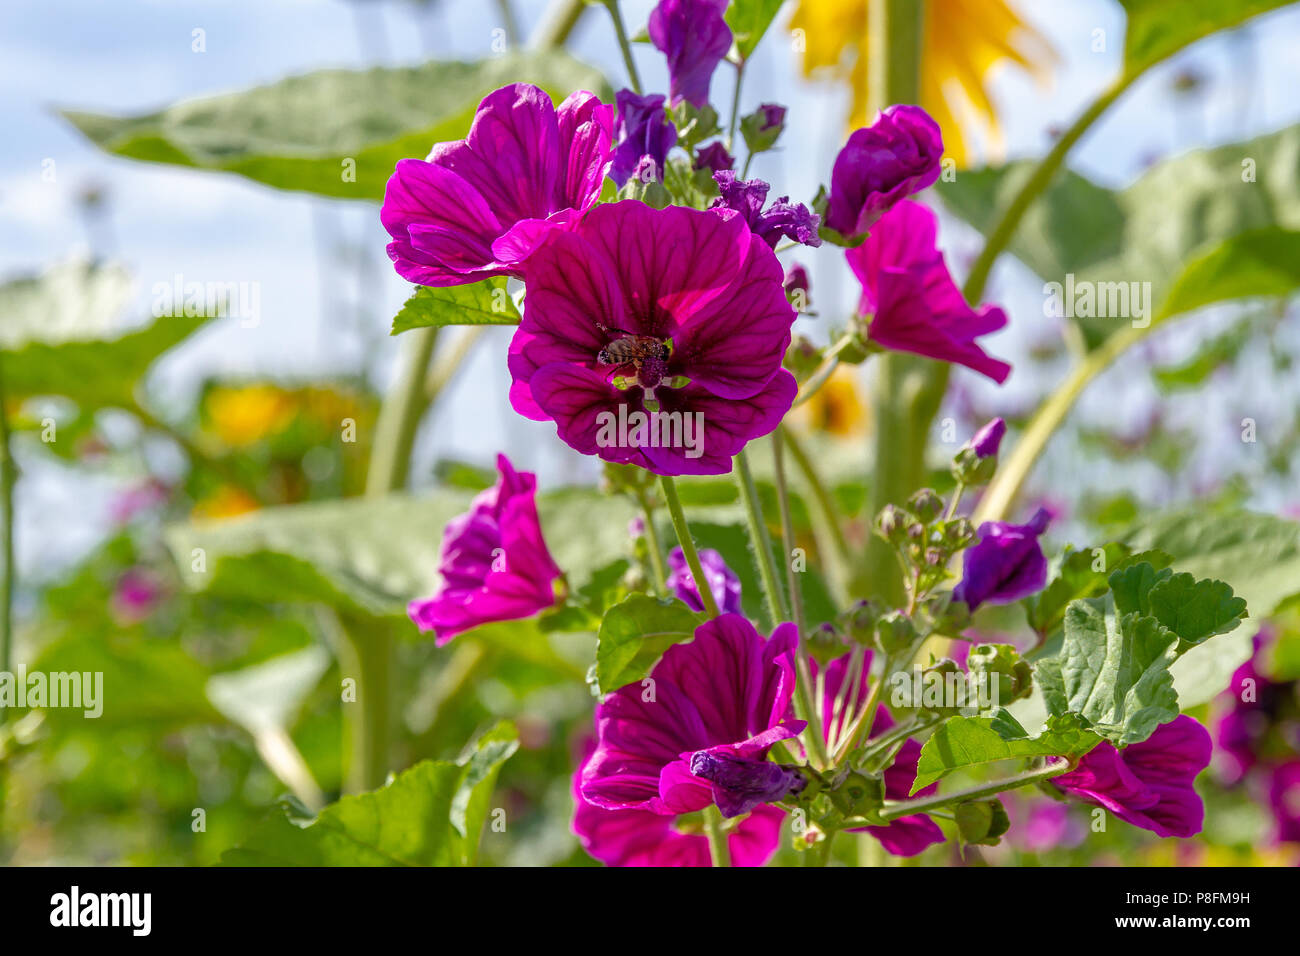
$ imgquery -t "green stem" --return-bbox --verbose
[493,0,521,47]
[803,831,834,866]
[874,761,1071,822]
[345,623,392,792]
[734,449,788,625]
[704,805,730,866]
[365,327,438,496]
[530,0,588,49]
[727,60,746,151]
[974,324,1144,523]
[771,430,805,636]
[961,77,1135,305]
[601,0,642,95]
[659,476,721,618]
[781,426,851,602]
[637,489,669,595]
[0,358,12,693]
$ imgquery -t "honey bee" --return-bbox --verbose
[595,324,670,371]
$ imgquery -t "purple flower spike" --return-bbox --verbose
[572,744,785,866]
[382,83,613,286]
[508,201,798,476]
[580,614,806,816]
[408,454,563,645]
[712,171,822,250]
[816,653,946,857]
[667,546,742,614]
[953,507,1051,610]
[825,104,943,238]
[847,200,1011,383]
[689,750,805,818]
[1052,715,1212,838]
[970,418,1006,459]
[694,141,735,174]
[648,0,733,108]
[611,90,677,187]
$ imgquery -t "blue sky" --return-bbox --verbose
[3,0,1299,576]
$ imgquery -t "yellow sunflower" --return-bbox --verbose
[791,0,1055,166]
[204,384,298,448]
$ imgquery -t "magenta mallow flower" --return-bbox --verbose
[953,507,1050,610]
[969,417,1006,458]
[1267,761,1300,843]
[1214,630,1277,784]
[648,0,732,108]
[666,546,742,615]
[572,744,785,866]
[1051,715,1212,838]
[580,614,806,817]
[825,104,943,238]
[611,90,677,187]
[382,83,613,286]
[694,141,734,174]
[817,652,946,856]
[508,200,798,476]
[847,200,1010,383]
[408,454,563,645]
[712,171,822,250]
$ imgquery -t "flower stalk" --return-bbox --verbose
[659,475,721,618]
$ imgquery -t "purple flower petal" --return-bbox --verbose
[407,454,562,644]
[648,0,732,108]
[970,418,1007,459]
[826,104,943,238]
[667,547,743,614]
[847,200,1010,383]
[611,90,677,187]
[953,507,1051,609]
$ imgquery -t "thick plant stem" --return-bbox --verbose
[600,0,642,95]
[771,430,805,636]
[733,449,788,626]
[339,616,392,793]
[704,805,730,866]
[365,327,438,497]
[861,0,926,606]
[659,476,721,618]
[531,0,588,49]
[974,324,1144,523]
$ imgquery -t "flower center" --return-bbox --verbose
[595,327,683,406]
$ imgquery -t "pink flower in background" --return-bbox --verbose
[111,567,164,623]
[408,454,562,645]
[382,83,613,286]
[109,478,169,524]
[572,744,784,866]
[847,200,1011,383]
[825,105,943,238]
[816,652,946,857]
[1050,715,1211,838]
[666,546,743,615]
[580,614,805,816]
[1267,761,1300,843]
[648,0,732,108]
[953,508,1051,609]
[508,201,797,475]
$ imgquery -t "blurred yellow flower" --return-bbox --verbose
[791,0,1055,166]
[204,384,298,448]
[790,366,868,437]
[191,485,260,520]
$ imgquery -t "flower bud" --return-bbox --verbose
[907,488,944,522]
[741,102,787,154]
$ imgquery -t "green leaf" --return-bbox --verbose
[206,647,332,734]
[1024,543,1130,636]
[1122,509,1300,705]
[1048,594,1181,746]
[1109,564,1247,648]
[1119,0,1293,75]
[725,0,786,60]
[390,278,520,335]
[912,712,1102,792]
[0,261,211,408]
[595,594,703,694]
[64,52,611,202]
[938,124,1300,350]
[220,721,517,866]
